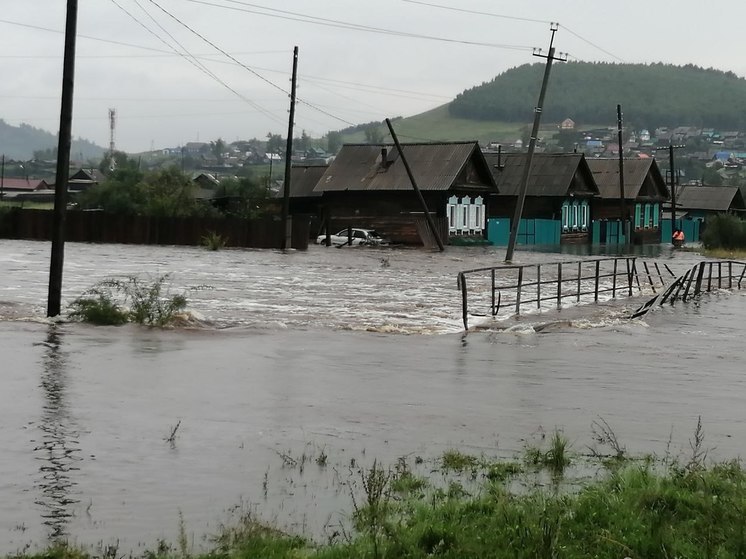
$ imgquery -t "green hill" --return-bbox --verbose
[449,62,746,131]
[0,120,106,161]
[341,63,746,146]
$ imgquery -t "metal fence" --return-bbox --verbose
[632,260,746,318]
[457,257,675,330]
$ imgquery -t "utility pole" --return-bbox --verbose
[1,155,5,201]
[616,105,629,244]
[385,118,444,251]
[655,143,685,239]
[505,24,566,262]
[47,0,78,318]
[281,46,298,251]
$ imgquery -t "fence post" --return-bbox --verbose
[576,261,582,303]
[708,262,713,292]
[612,258,618,298]
[458,272,468,330]
[694,261,706,296]
[515,266,523,315]
[643,261,656,293]
[594,260,600,302]
[537,264,542,309]
[729,261,733,289]
[557,262,562,309]
[626,258,633,296]
[491,268,496,316]
[738,264,746,289]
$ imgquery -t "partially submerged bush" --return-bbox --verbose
[702,213,746,250]
[201,230,228,250]
[68,273,206,326]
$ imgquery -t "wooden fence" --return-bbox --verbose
[0,208,310,250]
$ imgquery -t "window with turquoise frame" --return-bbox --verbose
[572,202,579,230]
[561,201,569,231]
[580,200,589,231]
[644,203,651,229]
[634,203,642,229]
[652,203,660,228]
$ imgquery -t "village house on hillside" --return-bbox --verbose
[313,142,497,246]
[484,152,599,245]
[587,158,669,244]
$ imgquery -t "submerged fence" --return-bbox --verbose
[457,257,675,330]
[632,260,746,318]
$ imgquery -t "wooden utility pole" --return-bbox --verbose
[281,46,298,251]
[505,24,566,262]
[385,118,444,251]
[1,155,5,201]
[616,104,629,244]
[47,0,78,317]
[655,143,685,239]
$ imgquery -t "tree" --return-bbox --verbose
[295,130,311,153]
[266,133,284,154]
[364,124,384,144]
[214,176,273,218]
[326,130,343,153]
[210,138,226,164]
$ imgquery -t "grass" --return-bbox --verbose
[200,230,227,250]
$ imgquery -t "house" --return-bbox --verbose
[483,152,599,245]
[0,178,45,194]
[560,118,576,130]
[68,168,105,192]
[675,185,746,221]
[587,158,670,244]
[313,142,497,246]
[275,164,328,217]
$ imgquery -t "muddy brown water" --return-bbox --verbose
[1,240,744,553]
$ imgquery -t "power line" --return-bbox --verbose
[401,0,624,62]
[181,0,535,52]
[146,0,356,126]
[109,0,284,125]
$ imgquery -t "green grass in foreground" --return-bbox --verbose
[14,449,746,559]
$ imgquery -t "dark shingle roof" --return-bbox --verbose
[676,185,746,212]
[277,164,328,198]
[314,142,495,193]
[484,152,598,197]
[587,158,669,200]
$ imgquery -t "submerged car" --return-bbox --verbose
[316,228,388,246]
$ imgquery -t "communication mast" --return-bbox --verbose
[108,108,117,170]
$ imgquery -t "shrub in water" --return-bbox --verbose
[201,230,228,250]
[68,273,206,327]
[702,214,746,250]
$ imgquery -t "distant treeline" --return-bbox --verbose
[449,62,746,130]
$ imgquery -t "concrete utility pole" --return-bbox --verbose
[47,0,78,318]
[281,46,298,251]
[505,24,567,263]
[616,104,629,244]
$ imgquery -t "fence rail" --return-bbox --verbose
[632,260,746,318]
[457,257,675,330]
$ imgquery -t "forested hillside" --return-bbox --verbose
[449,62,746,130]
[0,120,105,160]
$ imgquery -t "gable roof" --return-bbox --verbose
[484,152,599,197]
[277,164,328,198]
[676,185,746,212]
[587,158,670,200]
[0,178,45,191]
[314,142,496,193]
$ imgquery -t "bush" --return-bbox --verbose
[702,214,746,249]
[68,274,207,326]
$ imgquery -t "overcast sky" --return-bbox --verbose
[2,1,745,153]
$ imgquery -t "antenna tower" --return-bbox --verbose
[108,108,117,169]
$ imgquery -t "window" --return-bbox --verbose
[449,205,456,229]
[644,203,651,229]
[580,201,589,231]
[634,203,642,229]
[475,205,482,230]
[561,202,569,231]
[572,202,579,230]
[462,206,468,228]
[652,203,660,228]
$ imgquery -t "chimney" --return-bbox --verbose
[381,147,388,168]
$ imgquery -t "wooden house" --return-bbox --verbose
[587,158,669,244]
[484,152,599,244]
[675,185,746,221]
[313,142,497,246]
[275,164,328,229]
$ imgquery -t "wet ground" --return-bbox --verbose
[1,239,743,553]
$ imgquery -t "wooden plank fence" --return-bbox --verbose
[0,208,310,249]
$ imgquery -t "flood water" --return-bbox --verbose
[1,239,744,554]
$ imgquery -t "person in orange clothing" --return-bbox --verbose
[672,228,685,246]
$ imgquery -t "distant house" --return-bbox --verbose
[185,142,209,155]
[587,158,669,244]
[68,168,105,192]
[0,178,45,193]
[313,142,497,246]
[484,152,599,244]
[675,185,746,221]
[560,118,576,130]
